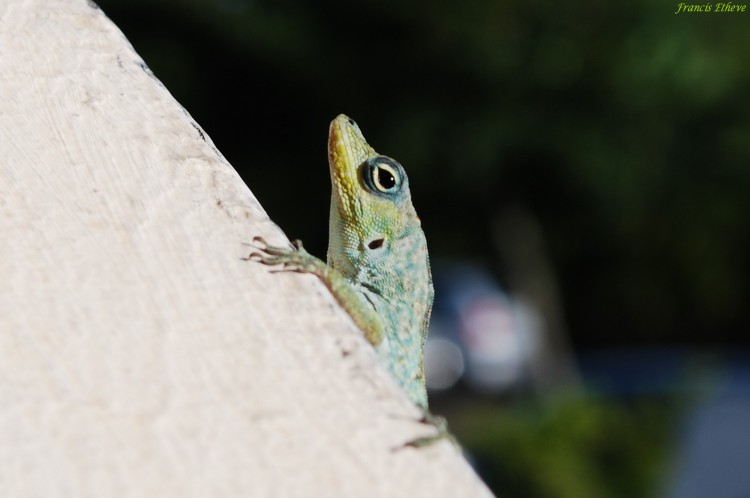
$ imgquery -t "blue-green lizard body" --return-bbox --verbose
[252,114,434,409]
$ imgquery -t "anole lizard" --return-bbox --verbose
[250,115,442,441]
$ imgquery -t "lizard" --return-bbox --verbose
[249,114,444,444]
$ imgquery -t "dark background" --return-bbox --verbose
[95,1,750,496]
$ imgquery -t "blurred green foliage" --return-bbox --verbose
[96,0,749,348]
[450,393,675,498]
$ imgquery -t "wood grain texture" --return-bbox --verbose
[0,1,494,496]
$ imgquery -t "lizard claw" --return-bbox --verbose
[392,409,458,451]
[243,252,264,262]
[242,237,270,261]
[251,236,268,248]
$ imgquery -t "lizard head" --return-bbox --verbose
[327,114,420,272]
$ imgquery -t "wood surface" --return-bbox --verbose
[0,1,494,496]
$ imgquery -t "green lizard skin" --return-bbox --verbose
[251,114,434,409]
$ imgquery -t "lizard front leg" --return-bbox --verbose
[248,237,385,347]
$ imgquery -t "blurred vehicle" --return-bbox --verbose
[425,263,542,394]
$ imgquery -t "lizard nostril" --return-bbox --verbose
[367,238,384,250]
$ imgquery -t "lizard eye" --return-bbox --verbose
[362,156,404,195]
[374,164,397,191]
